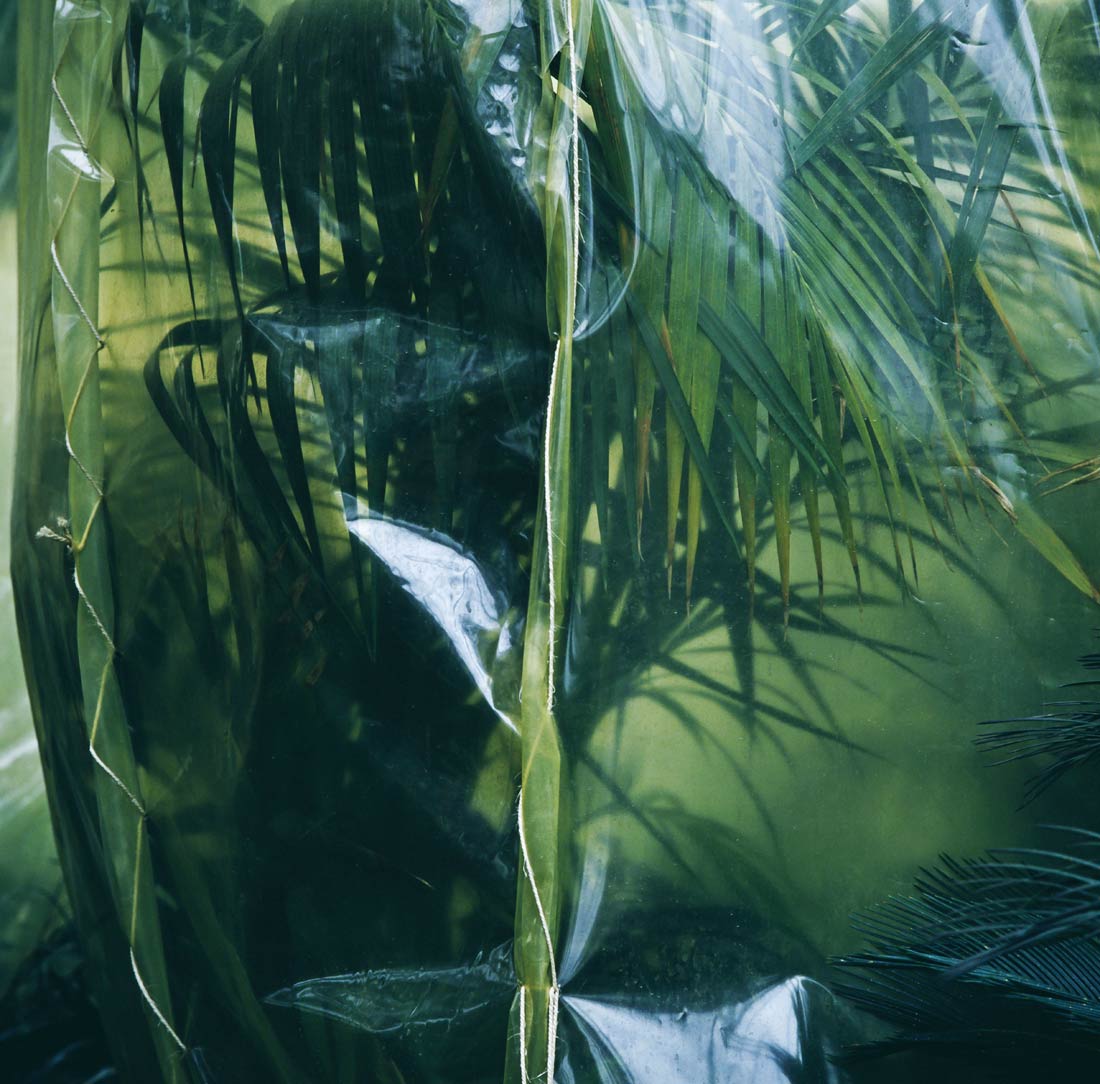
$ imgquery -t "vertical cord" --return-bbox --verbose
[543,0,583,716]
[518,790,561,1081]
[526,4,582,1080]
[50,66,185,1057]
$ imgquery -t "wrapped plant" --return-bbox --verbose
[12,0,1100,1081]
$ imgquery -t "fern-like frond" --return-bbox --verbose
[836,644,1100,1075]
[836,830,1100,1074]
[979,696,1100,805]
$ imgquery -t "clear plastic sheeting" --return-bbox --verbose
[0,0,63,1005]
[267,944,516,1074]
[560,978,842,1084]
[11,0,1100,1082]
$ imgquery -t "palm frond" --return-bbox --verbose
[120,0,1100,627]
[63,0,1100,1075]
[978,652,1100,804]
[835,831,1100,1074]
[835,642,1100,1075]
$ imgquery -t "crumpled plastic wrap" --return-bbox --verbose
[12,0,1100,1082]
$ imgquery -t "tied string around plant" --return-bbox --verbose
[518,789,560,1084]
[524,2,582,1080]
[544,0,583,718]
[47,57,186,1059]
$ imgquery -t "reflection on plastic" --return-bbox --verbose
[348,514,518,733]
[267,945,515,1080]
[268,953,839,1084]
[562,978,840,1084]
[15,0,1100,1081]
[266,942,515,1037]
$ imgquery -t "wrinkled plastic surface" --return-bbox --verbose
[0,0,62,999]
[11,0,1100,1081]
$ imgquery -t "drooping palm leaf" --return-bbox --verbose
[123,0,1100,622]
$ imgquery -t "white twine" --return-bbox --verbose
[519,983,529,1082]
[523,6,582,1079]
[36,516,72,548]
[90,744,146,814]
[72,564,117,654]
[546,982,560,1084]
[36,524,70,545]
[51,241,106,350]
[131,949,187,1051]
[52,59,185,1056]
[86,657,145,814]
[64,430,105,497]
[518,789,560,1081]
[543,341,564,715]
[51,74,93,159]
[543,0,583,715]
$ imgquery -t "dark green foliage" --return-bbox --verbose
[12,0,1100,1079]
[123,0,1100,624]
[837,833,1100,1077]
[978,670,1100,803]
[835,651,1100,1079]
[0,923,117,1084]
